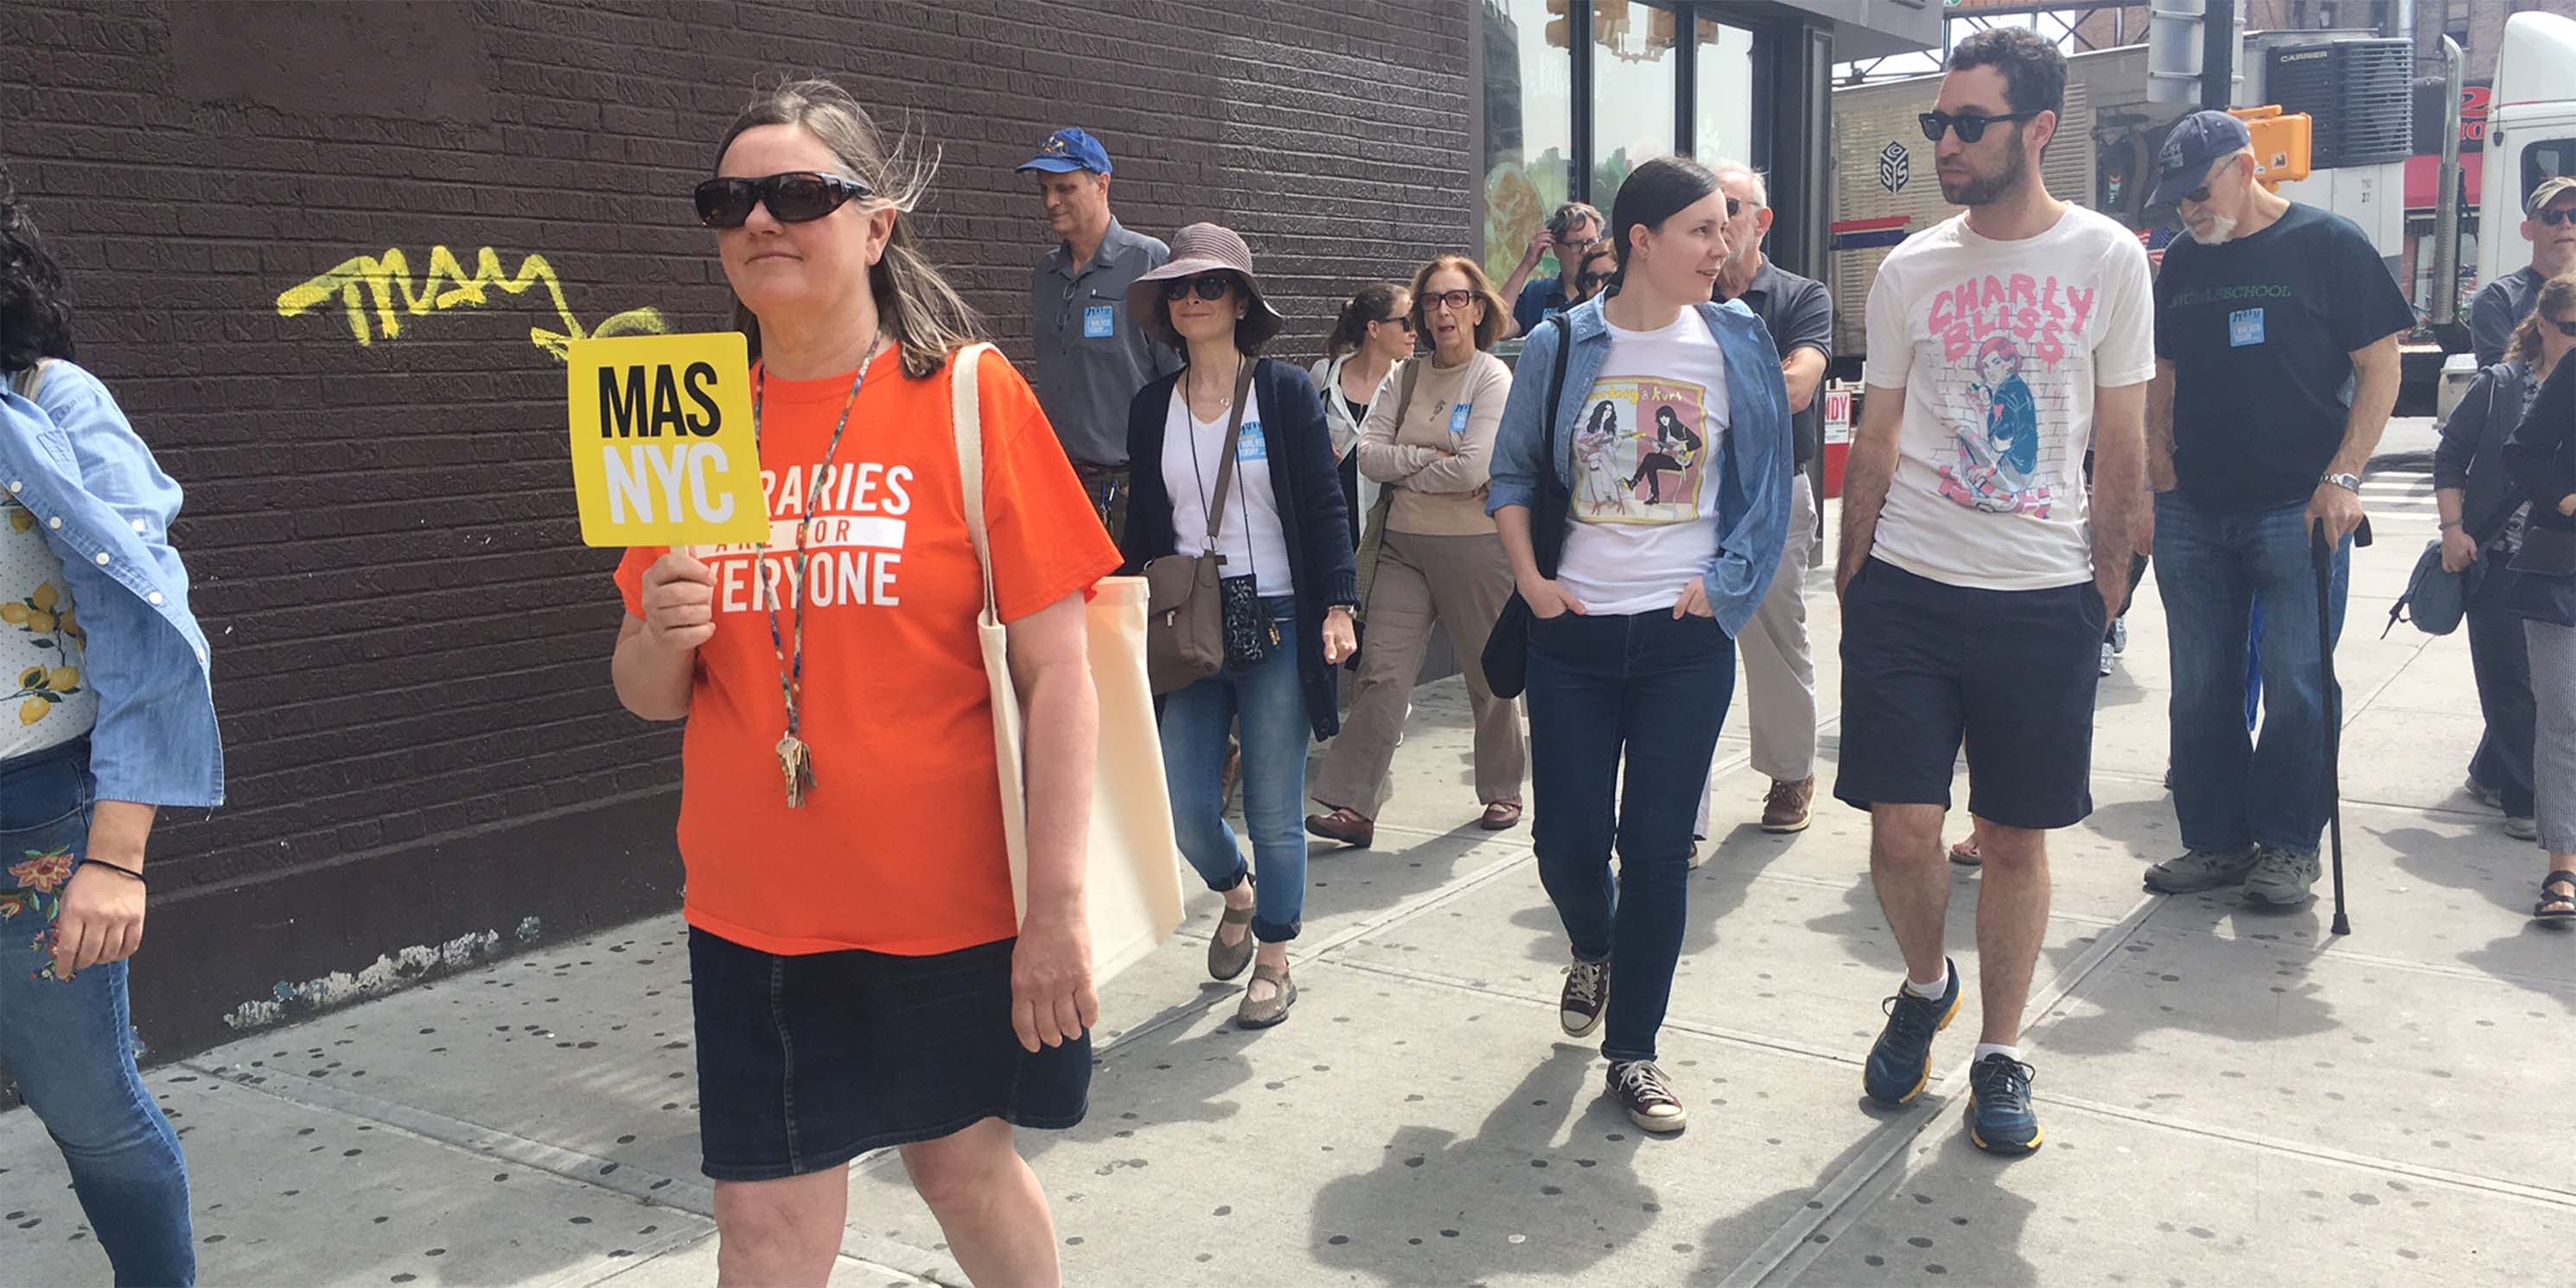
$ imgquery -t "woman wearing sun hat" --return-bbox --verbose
[1119,223,1356,1029]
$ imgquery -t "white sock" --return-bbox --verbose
[1903,972,1948,998]
[1973,1043,2022,1064]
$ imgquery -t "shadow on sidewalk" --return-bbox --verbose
[1306,1042,1655,1280]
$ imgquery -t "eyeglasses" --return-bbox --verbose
[1918,110,2040,144]
[2539,207,2576,227]
[693,172,872,229]
[1161,274,1237,303]
[1372,315,1415,333]
[1421,290,1478,312]
[1578,271,1613,291]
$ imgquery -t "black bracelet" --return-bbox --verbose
[80,858,144,884]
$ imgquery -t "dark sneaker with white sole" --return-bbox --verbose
[1864,958,1960,1106]
[2241,845,2321,908]
[2142,845,2256,894]
[1965,1053,2043,1154]
[1560,955,1610,1037]
[1607,1059,1687,1132]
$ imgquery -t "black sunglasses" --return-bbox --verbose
[694,172,871,229]
[1578,271,1613,290]
[1373,315,1415,333]
[1162,274,1237,303]
[2553,317,2576,337]
[1919,110,2039,144]
[2540,207,2576,227]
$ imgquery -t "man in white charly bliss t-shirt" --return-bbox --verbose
[1830,26,2152,1159]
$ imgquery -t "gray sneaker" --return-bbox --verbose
[2506,815,2541,843]
[2142,845,2257,894]
[2241,845,2322,908]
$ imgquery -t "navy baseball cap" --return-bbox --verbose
[1017,128,1113,176]
[2148,110,2253,207]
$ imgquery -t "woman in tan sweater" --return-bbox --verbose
[1307,255,1525,845]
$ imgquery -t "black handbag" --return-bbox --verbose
[1480,318,1574,700]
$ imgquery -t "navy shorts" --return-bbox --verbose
[688,928,1089,1183]
[1833,558,2105,831]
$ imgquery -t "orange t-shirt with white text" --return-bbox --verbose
[615,347,1119,957]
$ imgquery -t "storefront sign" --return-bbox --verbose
[566,333,766,547]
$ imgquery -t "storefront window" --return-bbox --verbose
[1591,0,1678,225]
[1480,0,1575,290]
[1694,16,1754,169]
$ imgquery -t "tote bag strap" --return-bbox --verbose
[950,343,1003,622]
[9,360,50,402]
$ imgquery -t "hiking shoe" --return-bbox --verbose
[1607,1059,1687,1133]
[2464,776,2504,811]
[2241,845,2322,908]
[1864,959,1960,1106]
[1560,955,1610,1037]
[2142,845,2256,894]
[2110,618,2128,655]
[2098,641,2115,676]
[1965,1054,2044,1155]
[1760,776,1815,832]
[2507,815,2541,843]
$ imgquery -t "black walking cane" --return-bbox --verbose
[2313,515,2370,937]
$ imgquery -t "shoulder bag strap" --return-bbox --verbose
[1200,359,1256,549]
[950,342,1001,621]
[2469,372,2521,549]
[1533,316,1574,577]
[1396,357,1420,428]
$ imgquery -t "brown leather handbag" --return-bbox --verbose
[1143,361,1256,693]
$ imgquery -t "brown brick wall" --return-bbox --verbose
[0,0,1474,1053]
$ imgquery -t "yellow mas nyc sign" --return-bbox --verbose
[565,334,767,547]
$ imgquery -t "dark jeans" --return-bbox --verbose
[2155,493,2350,855]
[2466,566,2537,818]
[1527,610,1733,1064]
[0,740,194,1285]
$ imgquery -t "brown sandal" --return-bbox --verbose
[1237,961,1297,1028]
[1208,902,1258,980]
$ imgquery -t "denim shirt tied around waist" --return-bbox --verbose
[0,360,222,807]
[1485,296,1795,639]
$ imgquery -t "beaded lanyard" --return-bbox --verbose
[753,344,878,807]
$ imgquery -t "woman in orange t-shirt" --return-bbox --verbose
[609,80,1117,1288]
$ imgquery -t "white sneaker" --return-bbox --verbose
[2098,641,2116,677]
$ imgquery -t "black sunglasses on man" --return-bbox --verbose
[1918,110,2039,144]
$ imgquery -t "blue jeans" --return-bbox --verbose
[2155,493,2350,855]
[1527,611,1733,1063]
[1160,599,1310,942]
[0,742,193,1286]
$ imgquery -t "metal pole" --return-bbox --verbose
[2433,35,2464,327]
[2201,0,2236,110]
[2149,0,2206,106]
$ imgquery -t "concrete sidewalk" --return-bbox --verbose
[4,481,2565,1287]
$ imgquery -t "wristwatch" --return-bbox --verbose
[2322,472,2362,494]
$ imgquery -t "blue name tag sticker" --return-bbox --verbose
[1448,403,1471,437]
[1083,304,1115,339]
[1236,421,1268,462]
[2228,307,2265,348]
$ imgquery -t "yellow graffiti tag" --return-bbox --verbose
[274,245,670,361]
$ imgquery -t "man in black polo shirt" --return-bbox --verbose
[2140,111,2414,909]
[2470,176,2576,367]
[1691,160,1833,845]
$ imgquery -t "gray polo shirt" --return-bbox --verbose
[1030,220,1181,466]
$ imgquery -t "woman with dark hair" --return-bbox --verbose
[1310,282,1413,546]
[0,169,224,1287]
[1122,224,1356,1029]
[613,81,1116,1286]
[1308,254,1524,847]
[2501,278,2576,921]
[1487,155,1792,1132]
[2435,273,2576,847]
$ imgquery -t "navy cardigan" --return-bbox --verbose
[1120,357,1359,739]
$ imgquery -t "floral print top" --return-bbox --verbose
[0,495,93,758]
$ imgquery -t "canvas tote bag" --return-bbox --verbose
[950,345,1184,984]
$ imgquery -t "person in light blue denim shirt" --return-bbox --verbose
[1486,156,1790,1137]
[0,173,221,1288]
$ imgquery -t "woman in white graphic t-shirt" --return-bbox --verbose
[1485,155,1795,1138]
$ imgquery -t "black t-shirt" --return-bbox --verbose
[2153,203,2416,513]
[1727,259,1834,469]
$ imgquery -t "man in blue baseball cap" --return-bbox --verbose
[1021,127,1178,539]
[2139,108,2414,911]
